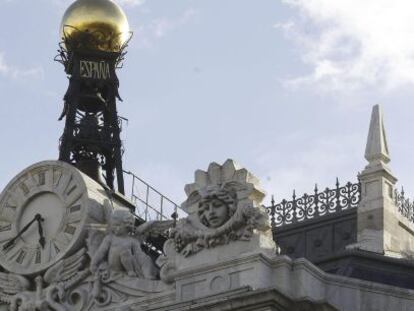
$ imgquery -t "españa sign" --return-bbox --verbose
[80,60,111,80]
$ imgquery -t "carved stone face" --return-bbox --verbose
[110,210,133,236]
[111,222,128,236]
[198,197,229,228]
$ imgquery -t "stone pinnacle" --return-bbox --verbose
[365,104,390,165]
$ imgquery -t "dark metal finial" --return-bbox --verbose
[171,212,178,228]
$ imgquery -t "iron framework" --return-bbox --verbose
[55,30,132,194]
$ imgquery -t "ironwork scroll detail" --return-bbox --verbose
[394,188,414,224]
[267,179,361,227]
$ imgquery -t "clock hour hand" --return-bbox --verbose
[3,214,42,250]
[37,216,45,249]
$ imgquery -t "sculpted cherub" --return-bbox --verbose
[90,209,157,280]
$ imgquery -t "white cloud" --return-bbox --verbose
[154,9,196,38]
[134,8,197,48]
[279,0,414,92]
[118,0,146,6]
[0,53,44,81]
[50,0,146,9]
[254,133,364,203]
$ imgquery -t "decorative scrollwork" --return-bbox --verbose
[394,187,414,223]
[267,179,361,227]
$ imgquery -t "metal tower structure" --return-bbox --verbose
[56,26,130,194]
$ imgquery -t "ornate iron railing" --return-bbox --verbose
[123,170,182,222]
[267,179,361,228]
[394,188,414,224]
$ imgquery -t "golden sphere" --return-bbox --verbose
[60,0,130,52]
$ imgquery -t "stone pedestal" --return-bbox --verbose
[173,233,276,301]
[354,162,397,255]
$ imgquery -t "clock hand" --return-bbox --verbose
[37,216,46,249]
[3,214,42,250]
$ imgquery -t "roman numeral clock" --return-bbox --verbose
[0,161,105,275]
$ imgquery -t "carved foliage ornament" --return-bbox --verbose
[0,206,172,310]
[0,247,90,311]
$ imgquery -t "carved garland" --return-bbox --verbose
[171,203,268,257]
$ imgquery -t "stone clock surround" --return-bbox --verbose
[0,160,128,276]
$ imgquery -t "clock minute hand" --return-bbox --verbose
[3,214,42,250]
[37,216,45,249]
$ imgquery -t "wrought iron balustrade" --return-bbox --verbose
[266,179,361,228]
[395,188,414,224]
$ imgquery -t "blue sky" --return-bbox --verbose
[1,0,414,206]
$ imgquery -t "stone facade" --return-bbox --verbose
[1,107,414,310]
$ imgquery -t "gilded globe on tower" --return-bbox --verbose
[60,0,130,52]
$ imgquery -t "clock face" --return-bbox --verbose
[0,161,88,275]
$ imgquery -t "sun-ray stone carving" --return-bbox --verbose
[157,159,274,283]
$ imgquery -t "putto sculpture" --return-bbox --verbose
[87,203,172,307]
[90,209,157,279]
